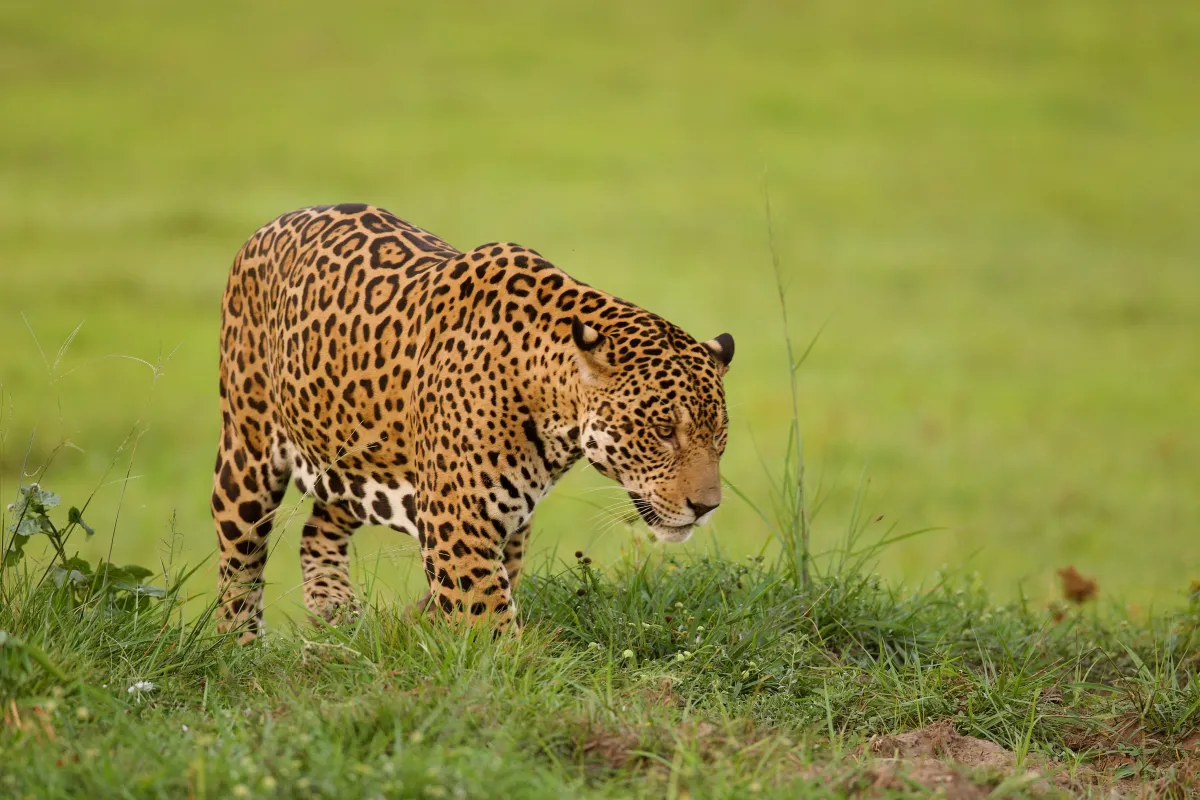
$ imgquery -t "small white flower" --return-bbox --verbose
[181,724,189,732]
[127,680,156,695]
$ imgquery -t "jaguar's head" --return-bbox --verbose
[572,315,734,543]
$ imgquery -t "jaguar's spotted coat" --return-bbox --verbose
[212,204,733,641]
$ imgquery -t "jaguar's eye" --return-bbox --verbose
[653,424,675,440]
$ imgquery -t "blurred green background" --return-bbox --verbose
[2,0,1197,621]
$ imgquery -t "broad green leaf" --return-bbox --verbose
[120,565,155,581]
[62,556,93,575]
[12,518,40,536]
[111,578,164,595]
[102,570,133,588]
[33,486,60,509]
[68,507,95,538]
[51,566,90,588]
[8,487,32,518]
[3,542,25,567]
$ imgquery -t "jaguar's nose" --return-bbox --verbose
[687,499,720,521]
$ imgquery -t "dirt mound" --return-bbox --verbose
[870,720,1021,767]
[849,721,1125,799]
[576,714,1195,797]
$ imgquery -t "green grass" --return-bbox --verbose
[4,3,1199,796]
[3,522,1199,798]
[2,2,1198,617]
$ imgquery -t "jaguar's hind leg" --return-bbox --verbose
[212,431,289,644]
[300,500,363,623]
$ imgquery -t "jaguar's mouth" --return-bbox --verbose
[627,492,694,543]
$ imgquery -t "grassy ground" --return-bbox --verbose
[4,3,1198,796]
[3,512,1198,798]
[0,1,1197,616]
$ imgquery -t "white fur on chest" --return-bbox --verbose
[278,438,559,542]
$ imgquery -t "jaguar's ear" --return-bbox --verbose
[701,333,734,375]
[572,317,616,383]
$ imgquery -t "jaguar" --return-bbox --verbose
[211,204,734,641]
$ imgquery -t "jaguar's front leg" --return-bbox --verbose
[503,519,531,594]
[417,499,518,632]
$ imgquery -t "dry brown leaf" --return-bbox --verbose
[1057,565,1098,604]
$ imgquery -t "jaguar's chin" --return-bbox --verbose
[627,491,694,543]
[650,522,695,543]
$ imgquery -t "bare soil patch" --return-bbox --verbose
[846,720,1198,799]
[574,716,1198,797]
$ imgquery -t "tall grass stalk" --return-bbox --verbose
[762,178,816,589]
